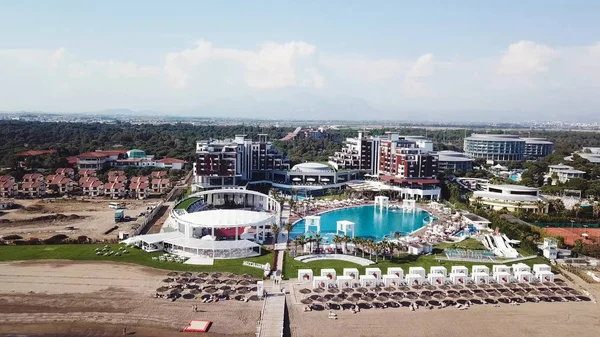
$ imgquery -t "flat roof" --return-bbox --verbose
[177,209,273,227]
[462,213,491,223]
[474,191,545,202]
[133,231,184,244]
[487,184,540,192]
[465,134,523,142]
[164,237,260,250]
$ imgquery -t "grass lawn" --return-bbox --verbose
[283,249,549,280]
[0,244,273,278]
[174,197,201,210]
[435,238,486,250]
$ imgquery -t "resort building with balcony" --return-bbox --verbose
[464,134,553,162]
[470,184,548,213]
[545,164,585,184]
[436,151,474,173]
[328,131,380,173]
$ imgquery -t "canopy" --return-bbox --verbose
[292,177,301,182]
[321,178,330,182]
[306,178,315,182]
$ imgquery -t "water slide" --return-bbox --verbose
[484,235,504,257]
[492,235,519,258]
[502,233,520,245]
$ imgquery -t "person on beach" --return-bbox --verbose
[123,327,127,335]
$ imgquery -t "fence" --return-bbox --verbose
[134,201,164,236]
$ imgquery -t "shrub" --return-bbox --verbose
[43,234,69,244]
[2,234,23,241]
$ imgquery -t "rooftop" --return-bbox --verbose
[290,162,334,173]
[177,209,273,228]
[473,191,546,203]
[465,134,523,142]
[436,151,473,162]
[487,184,540,192]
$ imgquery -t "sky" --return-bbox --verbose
[1,0,599,121]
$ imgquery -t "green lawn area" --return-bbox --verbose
[0,244,273,278]
[283,250,549,280]
[174,197,201,210]
[435,238,486,250]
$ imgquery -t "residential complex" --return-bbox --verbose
[545,164,585,184]
[463,134,553,161]
[471,184,548,213]
[74,149,185,170]
[564,147,600,165]
[436,151,474,173]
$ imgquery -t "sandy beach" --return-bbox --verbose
[0,261,261,337]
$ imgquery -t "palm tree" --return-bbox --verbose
[573,202,583,219]
[314,234,322,254]
[283,222,294,248]
[366,239,375,260]
[296,235,307,255]
[593,202,600,218]
[515,201,523,214]
[550,198,565,214]
[351,237,360,256]
[342,235,351,254]
[271,223,280,245]
[332,235,342,253]
[534,200,546,214]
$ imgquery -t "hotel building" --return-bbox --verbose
[328,131,380,173]
[436,151,474,173]
[470,184,548,213]
[464,134,553,161]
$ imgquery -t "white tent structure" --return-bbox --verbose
[471,272,489,284]
[387,267,404,279]
[321,268,337,280]
[451,266,469,275]
[409,267,426,278]
[365,267,382,280]
[336,220,355,238]
[429,266,447,277]
[492,265,511,275]
[304,215,321,234]
[514,271,533,283]
[472,265,489,275]
[374,195,389,210]
[298,269,313,282]
[343,268,360,280]
[383,274,402,287]
[360,275,377,288]
[449,273,467,285]
[427,273,445,286]
[494,271,511,284]
[537,271,555,283]
[337,275,353,288]
[512,263,531,273]
[313,276,332,289]
[405,274,424,286]
[533,264,551,276]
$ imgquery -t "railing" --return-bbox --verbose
[134,201,164,235]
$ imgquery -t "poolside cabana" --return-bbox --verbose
[492,265,511,275]
[408,267,426,278]
[365,267,382,280]
[298,269,313,282]
[336,220,355,238]
[514,271,533,283]
[429,266,447,277]
[427,273,445,286]
[304,215,321,234]
[313,276,331,289]
[343,268,360,280]
[321,268,337,280]
[533,264,551,276]
[494,271,511,284]
[537,271,555,282]
[337,275,353,288]
[405,274,424,286]
[472,265,489,275]
[387,267,404,279]
[512,263,531,274]
[382,274,401,286]
[360,275,377,288]
[449,273,467,285]
[374,195,389,210]
[471,272,489,284]
[451,266,469,276]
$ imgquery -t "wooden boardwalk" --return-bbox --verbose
[257,292,286,337]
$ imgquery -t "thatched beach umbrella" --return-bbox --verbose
[376,295,389,302]
[211,273,222,279]
[170,288,182,295]
[324,294,336,300]
[300,298,313,305]
[238,280,252,286]
[391,295,403,301]
[190,289,201,295]
[299,288,311,294]
[180,272,192,278]
[342,287,354,293]
[384,286,396,292]
[356,287,368,293]
[204,287,218,293]
[348,296,360,303]
[331,296,344,303]
[225,279,237,285]
[167,271,178,277]
[327,288,340,294]
[313,288,325,293]
[163,278,174,283]
[424,285,436,291]
[248,295,260,301]
[399,286,410,291]
[156,286,169,292]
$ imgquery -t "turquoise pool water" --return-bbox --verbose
[290,205,430,242]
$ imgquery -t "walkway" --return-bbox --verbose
[294,254,375,266]
[257,292,286,337]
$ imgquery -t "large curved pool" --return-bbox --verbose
[290,205,430,242]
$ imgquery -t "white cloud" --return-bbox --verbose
[401,53,436,97]
[497,40,557,75]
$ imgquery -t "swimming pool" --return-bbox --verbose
[290,205,430,242]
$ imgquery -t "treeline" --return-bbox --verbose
[0,121,293,167]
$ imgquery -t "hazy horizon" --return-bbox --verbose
[1,1,600,121]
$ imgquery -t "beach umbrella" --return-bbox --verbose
[224,273,237,279]
[433,293,446,300]
[384,286,396,292]
[301,298,313,305]
[313,288,325,293]
[248,295,260,301]
[324,294,336,300]
[204,287,218,293]
[391,295,403,301]
[424,285,436,290]
[182,293,195,300]
[242,273,254,279]
[342,287,354,293]
[180,272,192,278]
[356,287,368,293]
[170,288,182,295]
[190,289,201,295]
[331,296,344,303]
[211,273,222,278]
[237,287,250,294]
[348,296,360,302]
[206,279,220,285]
[238,280,252,286]
[299,288,311,294]
[195,278,206,284]
[376,295,389,302]
[328,288,340,294]
[220,285,231,291]
[225,279,237,285]
[156,286,169,292]
[162,278,174,283]
[314,296,326,302]
[362,296,374,302]
[167,271,178,277]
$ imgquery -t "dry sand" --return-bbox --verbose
[0,261,260,337]
[0,198,158,240]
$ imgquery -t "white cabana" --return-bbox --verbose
[429,266,447,277]
[336,220,355,238]
[494,271,511,284]
[533,264,551,276]
[537,271,555,283]
[405,273,424,286]
[320,268,337,280]
[359,275,377,288]
[514,271,533,283]
[337,275,353,288]
[408,267,426,278]
[471,265,489,275]
[306,178,316,182]
[471,272,489,284]
[313,276,331,289]
[365,267,382,280]
[321,178,330,182]
[512,263,531,274]
[292,177,301,182]
[374,195,389,210]
[492,265,511,275]
[427,273,445,286]
[451,266,468,275]
[304,216,321,234]
[298,269,313,282]
[382,274,401,287]
[387,267,404,279]
[449,273,467,285]
[343,268,360,279]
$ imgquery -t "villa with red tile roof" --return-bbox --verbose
[155,158,186,170]
[20,181,46,197]
[108,175,127,184]
[108,170,125,176]
[22,173,44,182]
[0,175,14,184]
[76,150,127,170]
[104,182,125,199]
[78,176,99,186]
[151,178,171,194]
[129,181,149,199]
[55,168,75,177]
[47,175,75,194]
[79,169,97,178]
[17,149,57,157]
[130,176,149,184]
[150,171,168,178]
[82,179,104,197]
[0,180,18,198]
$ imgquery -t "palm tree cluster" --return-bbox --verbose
[291,234,406,262]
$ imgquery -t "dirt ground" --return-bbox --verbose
[545,227,600,246]
[0,198,160,241]
[0,261,260,337]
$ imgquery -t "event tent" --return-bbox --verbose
[383,274,401,287]
[313,276,331,289]
[494,271,511,284]
[514,271,533,283]
[387,267,404,278]
[337,275,353,288]
[537,271,555,283]
[471,272,489,284]
[451,266,469,276]
[472,265,489,275]
[427,273,445,286]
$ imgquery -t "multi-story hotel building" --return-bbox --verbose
[464,134,553,161]
[328,131,380,173]
[436,150,474,173]
[193,134,290,190]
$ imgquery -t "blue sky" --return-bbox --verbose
[1,1,599,120]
